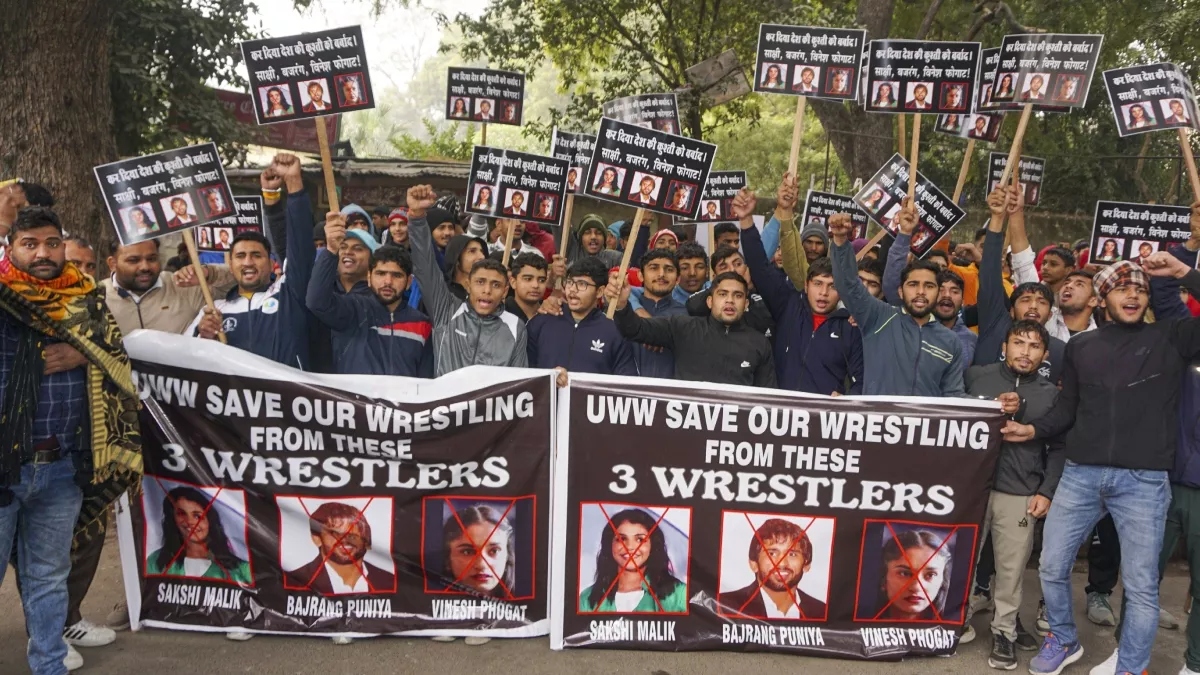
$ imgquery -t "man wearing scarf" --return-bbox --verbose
[0,207,142,675]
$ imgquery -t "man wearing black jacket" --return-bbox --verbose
[608,272,776,387]
[965,320,1064,669]
[1006,254,1200,675]
[685,246,776,338]
[526,257,636,377]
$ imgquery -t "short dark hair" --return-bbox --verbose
[973,226,988,242]
[714,222,739,239]
[1009,281,1054,308]
[11,206,62,235]
[857,258,884,279]
[640,249,678,271]
[1007,319,1050,349]
[106,238,159,257]
[937,268,965,292]
[231,231,272,256]
[926,249,949,264]
[509,252,547,275]
[676,242,707,264]
[370,245,412,275]
[806,256,833,281]
[710,245,742,272]
[566,256,608,288]
[469,257,508,279]
[64,233,92,249]
[619,221,632,240]
[1064,269,1094,288]
[19,182,55,207]
[899,258,940,285]
[710,271,749,292]
[371,205,390,217]
[1042,247,1075,268]
[748,518,812,566]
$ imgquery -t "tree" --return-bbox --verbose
[389,118,479,161]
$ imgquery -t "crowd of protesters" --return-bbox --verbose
[1,153,1199,675]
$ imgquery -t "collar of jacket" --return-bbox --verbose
[706,314,746,332]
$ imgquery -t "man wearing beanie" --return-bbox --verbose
[797,220,829,263]
[1005,254,1200,675]
[571,214,622,268]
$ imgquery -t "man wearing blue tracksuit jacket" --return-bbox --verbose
[189,153,315,370]
[526,257,637,376]
[735,192,863,395]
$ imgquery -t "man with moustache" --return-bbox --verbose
[626,249,687,378]
[104,239,235,334]
[286,502,396,595]
[722,519,828,620]
[1044,271,1098,342]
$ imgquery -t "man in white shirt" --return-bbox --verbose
[633,176,658,206]
[721,518,828,620]
[285,502,396,595]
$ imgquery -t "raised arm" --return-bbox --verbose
[882,232,910,306]
[1142,249,1200,359]
[734,188,792,319]
[305,247,360,329]
[261,167,289,264]
[606,279,676,349]
[828,211,895,333]
[274,153,317,305]
[406,185,457,325]
[974,186,1015,366]
[773,174,807,289]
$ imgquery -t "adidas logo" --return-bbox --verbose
[590,339,605,353]
[740,361,750,368]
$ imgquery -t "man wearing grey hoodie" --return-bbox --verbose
[798,221,829,263]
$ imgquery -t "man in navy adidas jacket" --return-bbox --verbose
[734,188,863,394]
[190,153,315,370]
[306,226,433,377]
[526,257,636,377]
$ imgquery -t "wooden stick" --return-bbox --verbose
[501,219,516,267]
[856,229,888,262]
[707,221,716,255]
[481,122,488,146]
[183,231,226,344]
[606,209,646,319]
[898,114,907,155]
[787,96,807,176]
[998,103,1033,188]
[557,194,576,259]
[1178,128,1200,201]
[952,138,976,203]
[907,113,921,203]
[314,118,340,212]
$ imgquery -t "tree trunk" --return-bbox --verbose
[0,0,117,245]
[809,0,898,185]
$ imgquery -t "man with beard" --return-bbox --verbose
[1044,271,1098,342]
[626,249,687,378]
[964,321,1064,668]
[721,519,827,620]
[567,215,622,269]
[733,188,862,394]
[0,207,142,674]
[164,197,196,230]
[828,203,965,396]
[103,239,235,334]
[608,271,775,387]
[305,222,432,376]
[64,235,97,279]
[886,241,977,367]
[504,253,548,323]
[525,257,636,378]
[189,153,317,369]
[1006,254,1200,675]
[286,502,397,595]
[975,186,1066,384]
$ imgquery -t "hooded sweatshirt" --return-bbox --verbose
[1149,244,1200,487]
[341,203,376,239]
[797,221,830,260]
[442,234,488,302]
[425,207,457,271]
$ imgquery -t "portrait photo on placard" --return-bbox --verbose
[298,78,333,114]
[940,83,968,111]
[501,189,529,217]
[577,503,691,614]
[119,204,161,239]
[565,167,581,192]
[591,163,625,197]
[759,62,788,91]
[653,118,678,134]
[1093,237,1126,264]
[792,65,821,95]
[826,67,853,97]
[1161,99,1193,126]
[278,496,397,596]
[1019,73,1050,102]
[160,193,198,231]
[449,97,471,119]
[195,227,213,249]
[470,184,496,212]
[1051,74,1084,105]
[968,115,993,140]
[532,192,558,220]
[880,203,903,232]
[663,181,697,215]
[911,224,934,250]
[213,227,234,251]
[498,100,521,124]
[860,184,889,214]
[259,84,296,119]
[853,520,977,624]
[716,512,835,622]
[474,98,496,122]
[992,72,1017,101]
[1025,182,1041,206]
[1122,102,1158,132]
[938,114,963,134]
[1130,239,1160,265]
[334,72,369,108]
[141,475,252,586]
[420,495,536,601]
[700,199,722,221]
[198,186,232,219]
[871,81,899,109]
[628,172,662,207]
[904,82,935,111]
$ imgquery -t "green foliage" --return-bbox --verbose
[389,117,479,161]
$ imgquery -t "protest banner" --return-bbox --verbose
[1089,200,1193,267]
[989,34,1103,112]
[446,67,526,129]
[464,147,570,228]
[677,171,748,224]
[550,373,1002,656]
[240,27,374,125]
[864,40,982,116]
[853,154,967,258]
[210,88,339,155]
[986,153,1046,207]
[550,129,596,257]
[602,94,681,135]
[193,196,265,253]
[117,332,554,638]
[801,191,869,241]
[935,112,1001,143]
[1102,63,1200,138]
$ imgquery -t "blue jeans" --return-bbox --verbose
[0,458,83,675]
[1039,461,1169,674]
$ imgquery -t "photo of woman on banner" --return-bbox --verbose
[792,66,820,94]
[1051,74,1083,105]
[578,504,689,614]
[1123,102,1157,131]
[422,496,535,600]
[940,83,967,111]
[143,478,252,584]
[1161,98,1192,126]
[759,63,786,90]
[592,164,624,196]
[450,97,470,119]
[992,73,1016,100]
[1094,237,1124,263]
[938,114,962,134]
[196,227,212,249]
[499,101,520,124]
[854,521,973,623]
[826,68,852,96]
[279,497,397,595]
[871,81,898,108]
[664,181,695,214]
[861,186,887,214]
[471,184,494,212]
[260,85,295,118]
[120,204,160,239]
[717,513,833,621]
[533,192,557,220]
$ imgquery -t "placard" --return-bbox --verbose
[446,67,526,127]
[985,153,1046,207]
[550,374,1002,657]
[1089,200,1193,266]
[989,34,1104,111]
[677,171,748,224]
[240,26,374,125]
[1102,63,1200,137]
[193,196,265,252]
[801,191,869,240]
[550,130,596,195]
[211,88,340,154]
[853,154,967,258]
[117,333,553,638]
[602,94,681,134]
[465,147,570,225]
[753,24,867,101]
[93,142,235,247]
[864,40,982,115]
[934,111,1002,143]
